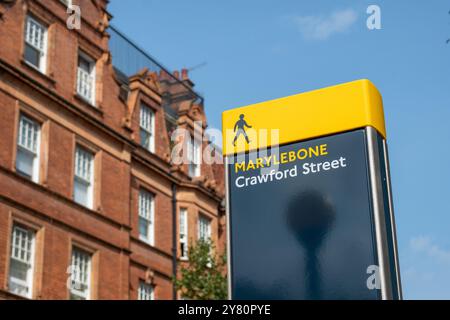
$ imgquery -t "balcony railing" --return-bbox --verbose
[108,25,204,105]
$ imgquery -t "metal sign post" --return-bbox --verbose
[222,80,402,300]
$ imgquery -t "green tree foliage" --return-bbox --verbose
[174,239,227,300]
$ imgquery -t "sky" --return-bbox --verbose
[108,0,450,299]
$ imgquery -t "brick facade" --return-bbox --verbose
[0,0,225,300]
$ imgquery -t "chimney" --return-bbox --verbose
[181,68,194,88]
[159,69,172,81]
[181,68,188,80]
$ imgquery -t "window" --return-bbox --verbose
[8,224,35,298]
[198,214,211,241]
[73,146,94,209]
[24,15,47,73]
[138,189,154,245]
[119,84,130,102]
[60,0,72,7]
[77,52,96,105]
[140,104,155,153]
[69,247,91,300]
[179,208,188,259]
[138,281,154,300]
[188,138,201,178]
[16,114,40,182]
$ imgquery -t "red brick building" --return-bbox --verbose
[0,0,225,300]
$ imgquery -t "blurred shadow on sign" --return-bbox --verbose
[286,190,335,300]
[235,278,289,300]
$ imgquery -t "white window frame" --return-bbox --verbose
[24,15,48,73]
[60,0,72,7]
[198,214,211,241]
[138,281,154,300]
[16,114,41,183]
[138,189,155,246]
[140,104,155,153]
[73,145,94,209]
[188,138,201,178]
[77,51,96,105]
[179,208,188,260]
[69,247,92,300]
[8,224,36,299]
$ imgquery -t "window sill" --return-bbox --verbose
[57,0,72,10]
[2,290,29,300]
[12,166,42,186]
[130,235,172,257]
[139,236,155,248]
[140,145,156,156]
[180,257,189,262]
[20,59,56,85]
[74,93,103,116]
[189,175,202,182]
[73,201,94,211]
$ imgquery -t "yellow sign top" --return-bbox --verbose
[222,79,386,156]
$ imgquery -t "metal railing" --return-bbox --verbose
[108,25,204,104]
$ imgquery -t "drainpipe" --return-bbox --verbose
[171,182,177,300]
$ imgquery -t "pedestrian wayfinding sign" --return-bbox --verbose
[222,80,402,300]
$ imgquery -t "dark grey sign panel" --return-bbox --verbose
[227,129,401,300]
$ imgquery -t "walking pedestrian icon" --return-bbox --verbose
[233,114,252,146]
